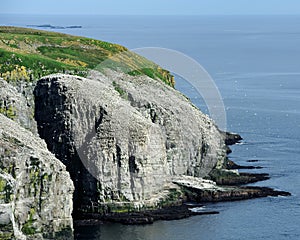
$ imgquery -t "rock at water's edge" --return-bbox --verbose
[221,131,243,145]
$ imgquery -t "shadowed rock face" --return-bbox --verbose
[34,73,226,215]
[0,114,74,239]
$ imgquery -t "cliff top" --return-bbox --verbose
[0,26,174,86]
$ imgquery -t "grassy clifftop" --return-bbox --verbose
[0,26,174,86]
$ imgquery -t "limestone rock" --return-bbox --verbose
[0,78,37,134]
[92,70,227,176]
[34,73,226,214]
[0,114,74,239]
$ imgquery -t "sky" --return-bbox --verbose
[1,0,300,15]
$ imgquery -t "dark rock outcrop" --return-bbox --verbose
[221,131,243,146]
[101,204,219,225]
[75,203,219,226]
[225,159,263,170]
[183,186,291,203]
[208,168,270,186]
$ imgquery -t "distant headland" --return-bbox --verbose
[27,24,82,29]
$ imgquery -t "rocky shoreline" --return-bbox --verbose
[74,181,290,226]
[74,132,290,226]
[75,204,219,226]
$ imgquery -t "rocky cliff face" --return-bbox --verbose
[34,73,226,215]
[0,78,37,134]
[0,114,74,239]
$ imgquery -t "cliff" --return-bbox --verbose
[0,26,229,235]
[0,114,74,239]
[0,26,289,235]
[0,79,37,134]
[33,72,226,215]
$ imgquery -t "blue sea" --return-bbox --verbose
[1,14,300,240]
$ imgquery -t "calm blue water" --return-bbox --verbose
[1,15,300,240]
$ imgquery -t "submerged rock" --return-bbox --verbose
[0,114,74,239]
[33,73,226,215]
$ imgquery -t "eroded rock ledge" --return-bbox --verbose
[174,175,290,203]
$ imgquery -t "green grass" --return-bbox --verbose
[0,104,16,120]
[0,48,82,80]
[112,81,127,97]
[0,26,174,87]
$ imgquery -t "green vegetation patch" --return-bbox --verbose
[0,176,13,203]
[0,103,16,121]
[0,26,174,87]
[0,223,14,240]
[21,208,37,235]
[158,188,183,208]
[112,81,127,98]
